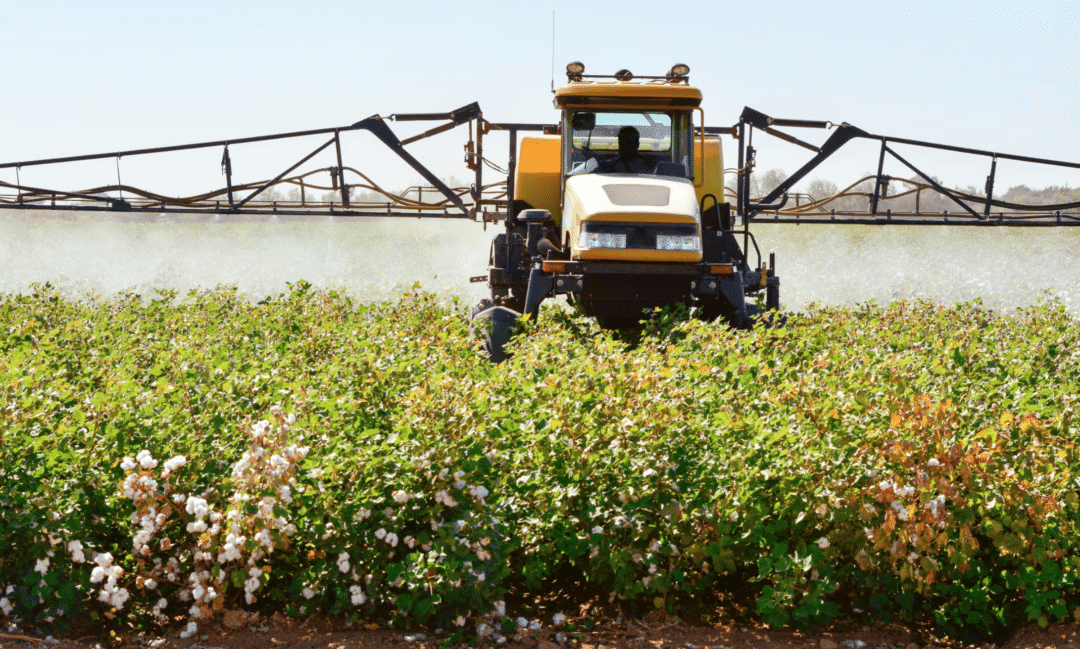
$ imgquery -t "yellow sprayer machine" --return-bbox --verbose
[2,63,1078,361]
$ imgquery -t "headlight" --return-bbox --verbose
[656,234,699,251]
[579,231,627,249]
[578,222,699,251]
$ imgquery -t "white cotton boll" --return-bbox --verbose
[165,455,186,470]
[385,533,399,547]
[471,485,490,499]
[256,529,273,549]
[393,490,410,504]
[729,510,739,522]
[928,458,941,468]
[109,588,130,610]
[185,497,208,518]
[478,623,493,637]
[648,564,657,575]
[121,457,137,472]
[476,572,486,582]
[145,579,157,590]
[817,537,830,549]
[180,621,198,639]
[189,604,202,618]
[286,413,296,426]
[67,540,85,563]
[245,592,256,605]
[528,620,542,631]
[137,450,157,469]
[455,480,467,490]
[1,597,12,616]
[454,615,467,627]
[494,600,506,617]
[907,552,919,564]
[137,476,159,493]
[642,468,657,478]
[648,539,659,552]
[592,526,604,536]
[192,585,205,602]
[375,529,387,540]
[516,617,528,628]
[815,503,828,516]
[349,585,367,606]
[34,558,50,574]
[302,587,316,600]
[552,612,567,627]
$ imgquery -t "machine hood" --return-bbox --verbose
[564,174,700,224]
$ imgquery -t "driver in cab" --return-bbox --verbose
[604,126,651,174]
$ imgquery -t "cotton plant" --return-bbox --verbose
[0,519,95,628]
[316,446,512,633]
[114,406,308,636]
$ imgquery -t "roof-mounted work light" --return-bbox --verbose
[566,61,585,81]
[667,63,690,79]
[614,69,634,81]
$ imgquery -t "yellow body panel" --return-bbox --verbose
[695,137,725,206]
[514,136,563,222]
[554,81,703,107]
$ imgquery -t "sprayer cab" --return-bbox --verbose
[475,63,780,353]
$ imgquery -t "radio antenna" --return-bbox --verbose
[550,11,556,94]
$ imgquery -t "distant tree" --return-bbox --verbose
[756,168,789,199]
[804,178,838,209]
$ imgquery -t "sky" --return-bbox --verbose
[2,0,1079,201]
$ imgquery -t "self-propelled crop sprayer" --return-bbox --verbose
[3,62,1079,361]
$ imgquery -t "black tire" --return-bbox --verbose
[469,299,497,320]
[696,295,743,328]
[471,306,520,363]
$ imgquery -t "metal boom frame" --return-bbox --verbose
[732,106,1080,227]
[0,103,552,223]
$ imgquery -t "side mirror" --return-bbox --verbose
[572,112,596,130]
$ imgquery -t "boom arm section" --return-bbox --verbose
[735,106,1080,226]
[0,103,550,222]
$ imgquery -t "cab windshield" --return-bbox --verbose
[563,110,693,179]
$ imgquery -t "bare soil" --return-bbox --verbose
[4,614,1078,649]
